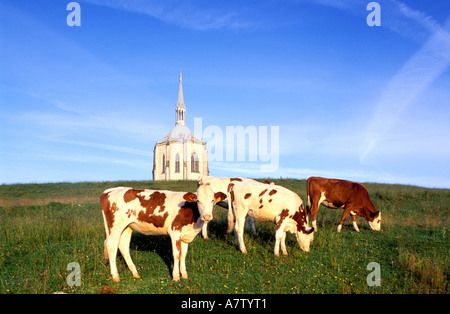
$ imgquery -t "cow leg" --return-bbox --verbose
[105,229,122,282]
[179,241,189,280]
[280,231,288,256]
[250,217,256,235]
[245,216,256,235]
[118,226,140,279]
[274,223,288,256]
[337,208,351,233]
[227,201,235,233]
[202,221,209,239]
[234,213,247,254]
[308,193,323,231]
[350,212,360,232]
[104,238,109,262]
[170,235,182,281]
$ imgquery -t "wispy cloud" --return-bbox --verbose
[18,109,166,141]
[393,0,440,32]
[304,0,443,43]
[0,150,150,170]
[43,138,153,157]
[276,166,450,188]
[360,15,450,162]
[83,0,254,31]
[387,0,442,42]
[210,162,450,188]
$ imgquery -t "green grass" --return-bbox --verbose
[0,179,448,294]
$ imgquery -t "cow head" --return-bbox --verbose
[184,183,226,222]
[292,206,315,252]
[295,226,315,252]
[368,211,382,231]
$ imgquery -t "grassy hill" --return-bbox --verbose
[0,179,448,294]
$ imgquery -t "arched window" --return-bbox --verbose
[162,154,165,174]
[175,153,180,173]
[191,152,199,173]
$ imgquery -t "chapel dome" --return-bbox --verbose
[159,125,202,143]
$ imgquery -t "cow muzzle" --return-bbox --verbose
[202,214,212,222]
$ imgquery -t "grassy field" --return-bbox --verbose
[0,179,448,294]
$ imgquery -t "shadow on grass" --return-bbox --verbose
[205,216,279,256]
[129,232,173,276]
[124,214,295,276]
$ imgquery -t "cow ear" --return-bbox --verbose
[214,192,227,202]
[183,192,197,202]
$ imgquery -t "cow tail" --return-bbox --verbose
[226,183,235,233]
[100,193,110,238]
[100,193,111,261]
[101,210,110,238]
[306,177,312,213]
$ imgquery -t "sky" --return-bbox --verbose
[1,0,449,188]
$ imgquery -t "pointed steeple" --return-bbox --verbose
[175,71,186,126]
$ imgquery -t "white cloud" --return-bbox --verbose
[209,161,450,188]
[277,166,450,188]
[276,122,368,160]
[19,110,166,142]
[360,17,450,162]
[42,138,153,157]
[83,0,254,30]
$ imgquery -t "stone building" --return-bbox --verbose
[152,73,209,180]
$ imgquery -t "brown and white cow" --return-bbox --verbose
[100,184,226,282]
[306,176,381,232]
[227,181,314,256]
[197,176,263,237]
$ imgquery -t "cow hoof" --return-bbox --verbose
[133,273,141,279]
[182,274,188,280]
[173,277,180,282]
[112,277,120,282]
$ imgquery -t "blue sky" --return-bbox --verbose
[1,0,449,188]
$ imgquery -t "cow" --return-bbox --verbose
[227,181,314,256]
[306,176,381,232]
[197,176,263,238]
[100,184,226,282]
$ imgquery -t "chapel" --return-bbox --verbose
[152,73,209,180]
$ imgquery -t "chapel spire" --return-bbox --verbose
[175,71,186,126]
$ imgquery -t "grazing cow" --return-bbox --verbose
[306,176,381,232]
[227,181,314,256]
[197,176,263,238]
[100,184,226,282]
